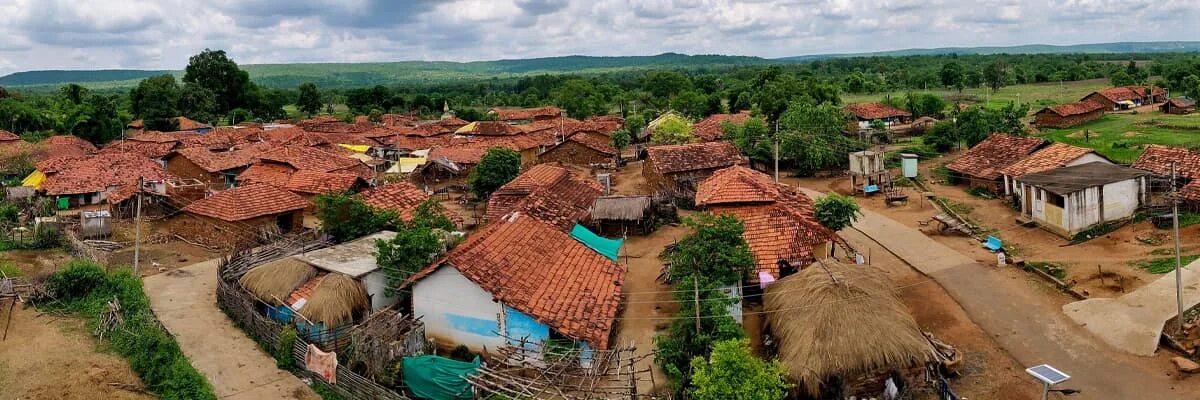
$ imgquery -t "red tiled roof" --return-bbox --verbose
[695,165,779,206]
[485,164,603,229]
[490,106,562,121]
[564,132,617,156]
[1086,86,1166,103]
[645,141,743,175]
[174,142,273,173]
[843,102,911,120]
[98,139,177,159]
[183,183,308,221]
[1166,97,1197,108]
[460,121,524,136]
[236,163,296,185]
[40,153,172,196]
[387,134,450,151]
[284,170,361,195]
[427,146,488,165]
[258,145,363,173]
[998,142,1096,177]
[261,127,331,147]
[380,114,416,127]
[0,130,19,142]
[361,182,430,220]
[41,135,97,158]
[946,134,1047,180]
[1180,181,1200,202]
[126,116,211,131]
[1038,101,1105,117]
[1132,145,1200,179]
[692,111,754,142]
[409,214,623,348]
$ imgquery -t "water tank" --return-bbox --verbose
[901,153,919,178]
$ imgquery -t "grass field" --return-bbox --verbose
[1037,112,1200,163]
[842,79,1112,110]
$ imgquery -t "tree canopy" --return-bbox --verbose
[649,113,693,145]
[297,82,322,117]
[467,147,522,198]
[183,49,255,115]
[689,339,790,400]
[313,191,398,242]
[814,193,862,231]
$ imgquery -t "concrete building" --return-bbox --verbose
[1014,162,1149,238]
[1000,142,1112,197]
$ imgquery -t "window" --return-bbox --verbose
[1035,189,1042,201]
[1048,192,1065,208]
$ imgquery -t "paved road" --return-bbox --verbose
[802,188,1188,399]
[144,259,318,400]
[1065,258,1200,356]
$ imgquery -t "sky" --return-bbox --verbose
[0,0,1197,75]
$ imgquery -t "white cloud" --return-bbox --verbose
[0,0,1196,76]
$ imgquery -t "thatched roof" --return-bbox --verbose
[239,258,317,305]
[590,196,652,221]
[764,260,936,397]
[292,273,371,327]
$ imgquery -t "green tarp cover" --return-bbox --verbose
[570,224,623,261]
[402,355,480,400]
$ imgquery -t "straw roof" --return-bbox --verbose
[590,196,652,221]
[239,258,317,305]
[764,260,935,397]
[292,273,371,327]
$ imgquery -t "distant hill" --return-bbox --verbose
[779,41,1200,61]
[4,41,1199,90]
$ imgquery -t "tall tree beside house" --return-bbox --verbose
[297,82,322,117]
[178,83,218,124]
[374,225,443,297]
[183,49,255,115]
[551,78,607,118]
[313,192,399,242]
[649,113,693,145]
[410,199,456,232]
[814,193,861,231]
[725,118,772,170]
[610,128,631,153]
[64,94,124,144]
[778,101,859,175]
[467,147,522,199]
[668,214,756,285]
[1109,71,1135,87]
[129,74,181,132]
[689,339,790,400]
[905,92,949,118]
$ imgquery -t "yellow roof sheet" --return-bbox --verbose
[22,170,45,189]
[454,121,478,135]
[338,144,371,153]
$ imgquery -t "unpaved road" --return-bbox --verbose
[614,222,690,395]
[143,258,318,400]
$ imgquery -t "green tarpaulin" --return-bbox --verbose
[402,355,480,400]
[570,224,623,261]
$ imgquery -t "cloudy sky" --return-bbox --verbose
[0,0,1196,75]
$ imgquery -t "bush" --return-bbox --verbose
[46,260,108,299]
[814,193,862,231]
[276,326,298,370]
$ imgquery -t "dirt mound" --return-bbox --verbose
[1123,131,1143,137]
[1066,130,1086,138]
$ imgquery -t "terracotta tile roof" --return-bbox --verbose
[297,119,372,134]
[458,121,525,136]
[380,114,416,127]
[40,153,172,196]
[174,142,274,173]
[361,126,400,139]
[485,164,603,229]
[645,141,743,175]
[843,102,911,120]
[98,139,177,159]
[105,183,140,204]
[126,117,211,131]
[183,183,308,221]
[361,181,430,220]
[0,130,19,142]
[41,135,97,157]
[692,111,754,142]
[386,134,450,150]
[490,106,562,121]
[1037,101,1105,117]
[1086,86,1166,103]
[427,146,488,165]
[946,134,1047,180]
[236,163,295,185]
[695,165,779,206]
[1132,145,1200,179]
[410,213,623,348]
[0,141,45,172]
[1166,97,1197,108]
[284,170,362,195]
[261,127,331,147]
[286,273,326,306]
[998,142,1096,177]
[399,124,455,138]
[427,117,468,128]
[1180,181,1200,202]
[582,115,624,133]
[564,132,616,156]
[258,145,364,173]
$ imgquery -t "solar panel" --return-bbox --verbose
[1026,364,1071,385]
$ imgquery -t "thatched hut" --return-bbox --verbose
[764,260,938,398]
[240,257,371,338]
[589,195,659,235]
[240,258,317,305]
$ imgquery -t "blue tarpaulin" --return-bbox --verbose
[570,224,623,261]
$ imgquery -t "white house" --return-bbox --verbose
[1000,142,1112,197]
[1013,162,1149,238]
[296,231,402,312]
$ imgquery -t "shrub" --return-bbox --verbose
[276,326,298,370]
[814,193,862,231]
[46,260,108,299]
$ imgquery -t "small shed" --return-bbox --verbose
[240,257,371,341]
[589,195,656,236]
[295,231,404,313]
[848,151,887,194]
[1161,97,1196,115]
[79,210,112,239]
[900,154,919,178]
[1014,162,1150,238]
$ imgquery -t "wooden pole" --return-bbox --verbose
[1173,162,1185,332]
[133,176,143,276]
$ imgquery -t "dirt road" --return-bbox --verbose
[143,259,318,400]
[818,188,1198,399]
[614,222,690,395]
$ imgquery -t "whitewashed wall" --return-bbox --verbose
[362,270,400,312]
[413,266,505,353]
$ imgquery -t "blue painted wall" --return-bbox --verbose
[504,306,550,349]
[444,313,501,337]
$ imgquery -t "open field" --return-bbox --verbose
[1037,112,1200,163]
[843,78,1112,109]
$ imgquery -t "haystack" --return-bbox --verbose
[295,273,370,327]
[239,257,317,305]
[764,260,936,397]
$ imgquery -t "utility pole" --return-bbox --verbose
[773,120,780,183]
[691,257,701,335]
[1173,162,1185,332]
[133,176,143,276]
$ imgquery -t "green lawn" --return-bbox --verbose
[1037,112,1200,163]
[842,79,1112,110]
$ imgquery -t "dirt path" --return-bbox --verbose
[614,222,690,395]
[142,259,318,400]
[810,187,1200,399]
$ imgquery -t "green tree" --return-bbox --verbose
[649,113,693,145]
[940,62,964,92]
[983,61,1007,93]
[644,71,693,100]
[778,101,859,175]
[59,84,89,105]
[68,94,124,144]
[655,281,745,395]
[610,128,631,152]
[814,193,861,231]
[129,75,181,131]
[410,199,456,231]
[689,339,789,400]
[313,192,398,242]
[467,147,521,198]
[669,214,755,285]
[178,83,217,124]
[905,92,949,117]
[297,82,322,117]
[725,118,771,169]
[183,49,254,114]
[375,225,443,296]
[552,79,607,118]
[1109,71,1135,87]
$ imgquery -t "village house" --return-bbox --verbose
[1161,97,1196,115]
[488,106,562,124]
[843,102,911,129]
[237,256,373,341]
[1081,86,1167,111]
[537,131,618,168]
[946,133,1047,192]
[484,163,603,228]
[588,195,657,236]
[1,134,97,178]
[643,141,743,201]
[1132,144,1200,209]
[1032,101,1106,128]
[181,183,308,245]
[1013,162,1149,238]
[360,181,435,221]
[404,212,623,361]
[1000,142,1112,197]
[293,232,405,313]
[284,170,367,200]
[35,153,172,209]
[165,142,274,189]
[252,145,376,183]
[125,116,212,136]
[695,165,838,288]
[691,110,754,142]
[418,146,488,189]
